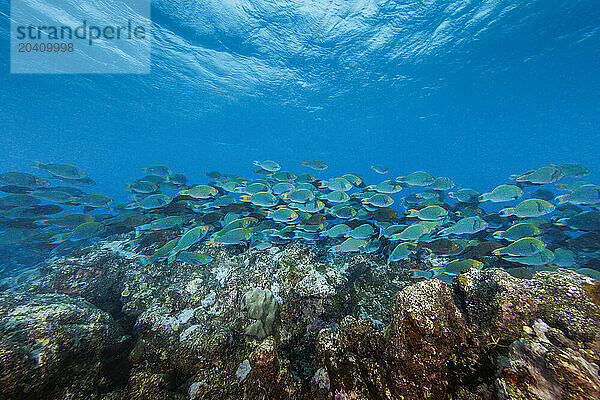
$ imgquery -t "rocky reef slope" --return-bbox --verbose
[0,237,598,400]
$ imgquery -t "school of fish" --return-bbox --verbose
[1,160,599,283]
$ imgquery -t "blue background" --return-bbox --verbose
[0,0,599,200]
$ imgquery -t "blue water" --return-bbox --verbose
[1,0,599,200]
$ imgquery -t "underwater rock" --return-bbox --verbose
[315,316,388,398]
[294,270,335,298]
[386,278,473,398]
[235,359,251,381]
[314,267,600,400]
[315,278,475,399]
[454,268,600,400]
[0,292,128,400]
[2,239,599,399]
[453,268,600,344]
[241,288,278,340]
[495,320,600,399]
[124,370,187,400]
[243,337,300,399]
[311,367,330,393]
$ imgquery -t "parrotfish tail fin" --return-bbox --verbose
[31,161,46,170]
[166,252,178,264]
[492,230,504,239]
[430,267,445,278]
[48,233,68,244]
[508,174,519,181]
[554,194,569,204]
[37,219,49,225]
[427,267,442,278]
[478,193,490,202]
[123,237,139,247]
[553,218,567,227]
[437,227,450,236]
[239,195,250,202]
[499,207,515,217]
[406,209,418,217]
[138,256,150,267]
[491,248,503,256]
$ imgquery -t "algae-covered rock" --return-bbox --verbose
[2,236,599,400]
[0,292,128,400]
[294,270,334,298]
[386,278,474,398]
[124,370,187,400]
[315,268,600,400]
[315,278,477,399]
[453,268,600,345]
[241,288,278,340]
[243,337,300,399]
[495,320,600,400]
[315,316,387,398]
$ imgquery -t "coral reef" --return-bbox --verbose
[0,292,129,400]
[0,237,598,399]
